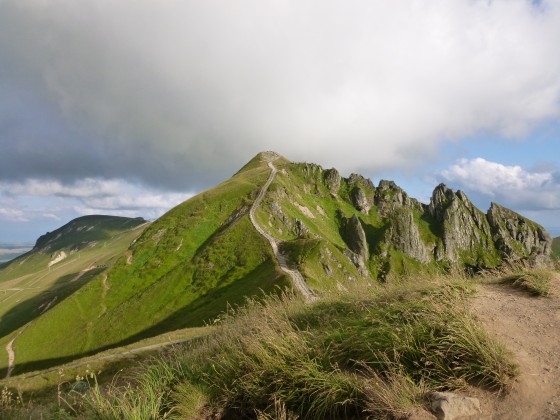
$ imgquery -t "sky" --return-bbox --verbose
[1,0,560,242]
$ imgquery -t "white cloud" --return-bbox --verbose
[0,178,192,222]
[440,158,560,210]
[0,207,28,222]
[1,0,560,185]
[42,213,61,221]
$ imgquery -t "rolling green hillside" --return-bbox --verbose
[6,155,291,374]
[553,237,560,259]
[0,216,149,376]
[2,152,552,376]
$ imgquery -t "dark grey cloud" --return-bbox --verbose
[1,1,560,192]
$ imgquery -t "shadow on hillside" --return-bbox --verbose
[3,260,290,378]
[0,268,105,340]
[361,222,387,255]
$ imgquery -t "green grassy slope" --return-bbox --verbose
[4,152,549,377]
[9,155,290,374]
[553,237,560,260]
[0,216,147,283]
[0,217,149,374]
[254,161,441,289]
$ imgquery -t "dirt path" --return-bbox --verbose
[5,326,29,379]
[70,266,96,282]
[98,274,108,318]
[472,276,560,419]
[5,336,17,378]
[249,157,316,301]
[11,334,208,380]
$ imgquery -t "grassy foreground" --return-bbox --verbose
[2,275,519,419]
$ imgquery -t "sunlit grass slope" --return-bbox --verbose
[10,155,290,374]
[253,161,442,291]
[0,216,148,375]
[0,215,146,283]
[72,276,517,419]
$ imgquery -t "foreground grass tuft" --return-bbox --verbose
[3,276,517,418]
[73,278,516,419]
[498,270,552,296]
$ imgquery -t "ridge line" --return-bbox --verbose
[249,159,316,301]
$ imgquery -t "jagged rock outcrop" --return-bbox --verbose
[345,174,374,214]
[487,203,552,260]
[270,201,291,225]
[340,214,368,258]
[375,180,421,216]
[261,154,551,280]
[323,168,341,196]
[350,187,370,214]
[348,173,376,191]
[294,219,310,238]
[428,184,497,265]
[339,212,369,275]
[384,208,431,263]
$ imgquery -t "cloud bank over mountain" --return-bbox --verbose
[2,0,560,239]
[441,158,560,211]
[1,0,560,190]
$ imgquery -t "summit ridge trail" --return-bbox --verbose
[249,157,316,301]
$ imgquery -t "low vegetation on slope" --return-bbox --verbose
[553,237,560,260]
[2,275,518,419]
[7,155,291,374]
[479,264,553,297]
[0,216,149,376]
[1,152,552,381]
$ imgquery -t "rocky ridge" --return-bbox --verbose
[259,156,551,281]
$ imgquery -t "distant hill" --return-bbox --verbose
[1,152,552,375]
[0,215,148,376]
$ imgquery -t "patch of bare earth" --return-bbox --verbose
[471,274,560,419]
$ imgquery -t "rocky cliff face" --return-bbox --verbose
[487,203,552,260]
[339,212,369,275]
[257,155,552,282]
[383,207,431,263]
[428,185,497,265]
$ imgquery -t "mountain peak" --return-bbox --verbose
[235,151,288,175]
[255,151,282,162]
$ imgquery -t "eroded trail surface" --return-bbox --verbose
[473,276,560,419]
[249,157,315,301]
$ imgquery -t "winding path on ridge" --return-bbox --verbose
[5,156,314,380]
[249,157,316,301]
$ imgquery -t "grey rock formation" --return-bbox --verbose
[339,213,369,274]
[269,201,293,231]
[348,173,375,191]
[341,214,368,259]
[294,219,310,238]
[350,186,371,214]
[429,184,496,265]
[375,179,421,216]
[430,391,481,420]
[384,208,431,263]
[487,202,552,259]
[324,168,341,196]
